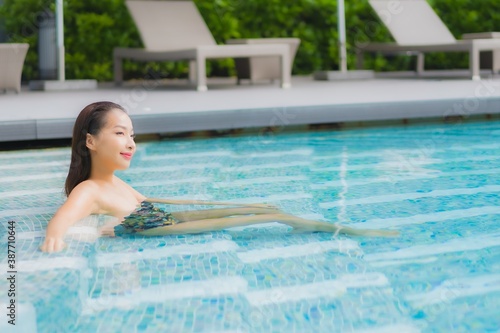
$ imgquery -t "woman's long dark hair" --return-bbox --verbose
[65,101,126,196]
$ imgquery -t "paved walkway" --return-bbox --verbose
[1,76,500,142]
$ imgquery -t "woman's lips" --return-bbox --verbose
[120,152,133,160]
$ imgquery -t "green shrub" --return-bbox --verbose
[1,0,500,81]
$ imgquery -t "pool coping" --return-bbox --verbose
[1,76,500,142]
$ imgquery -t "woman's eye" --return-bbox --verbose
[131,134,136,139]
[116,132,124,135]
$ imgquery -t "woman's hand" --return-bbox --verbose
[40,237,67,253]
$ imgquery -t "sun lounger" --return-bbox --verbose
[356,0,500,80]
[114,0,292,91]
[0,43,29,93]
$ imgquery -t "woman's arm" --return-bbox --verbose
[116,178,270,209]
[40,182,99,253]
[144,197,277,209]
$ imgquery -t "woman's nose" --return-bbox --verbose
[128,137,136,150]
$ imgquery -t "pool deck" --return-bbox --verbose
[1,75,500,142]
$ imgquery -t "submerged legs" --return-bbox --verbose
[171,207,282,222]
[139,213,399,237]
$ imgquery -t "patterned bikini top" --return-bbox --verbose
[120,201,178,233]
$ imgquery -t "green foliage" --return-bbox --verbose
[0,0,49,79]
[1,0,500,81]
[234,0,338,72]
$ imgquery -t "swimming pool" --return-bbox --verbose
[1,120,499,333]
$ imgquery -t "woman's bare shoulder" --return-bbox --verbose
[68,180,102,207]
[72,179,100,194]
[68,180,102,206]
[58,180,101,216]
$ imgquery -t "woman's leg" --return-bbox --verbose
[138,213,399,237]
[171,207,282,222]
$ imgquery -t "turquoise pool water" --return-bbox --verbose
[1,120,500,333]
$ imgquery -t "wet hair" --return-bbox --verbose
[65,101,126,196]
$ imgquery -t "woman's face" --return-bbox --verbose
[87,109,136,171]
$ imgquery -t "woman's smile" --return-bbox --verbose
[120,152,133,160]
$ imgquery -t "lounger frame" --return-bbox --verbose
[114,1,292,91]
[357,0,500,80]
